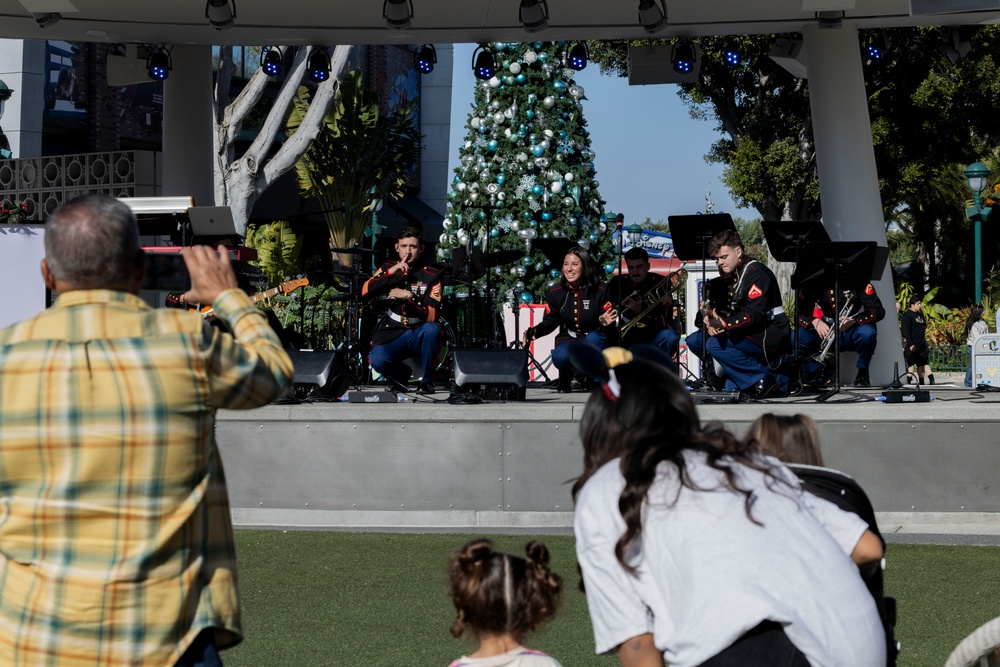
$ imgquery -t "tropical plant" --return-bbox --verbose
[270,283,347,350]
[287,69,422,268]
[245,220,303,285]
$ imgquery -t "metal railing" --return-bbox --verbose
[929,344,968,372]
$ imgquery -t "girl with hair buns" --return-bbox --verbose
[447,539,563,667]
[569,343,886,667]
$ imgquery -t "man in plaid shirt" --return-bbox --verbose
[0,194,293,666]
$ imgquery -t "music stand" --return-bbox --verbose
[761,221,831,369]
[667,214,737,383]
[792,241,877,402]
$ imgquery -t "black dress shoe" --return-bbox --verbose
[417,382,436,395]
[750,373,777,399]
[853,368,870,387]
[557,375,572,392]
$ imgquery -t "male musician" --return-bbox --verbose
[796,281,885,387]
[694,229,791,397]
[361,227,444,394]
[597,247,679,361]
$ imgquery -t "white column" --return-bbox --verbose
[804,23,905,386]
[162,45,213,206]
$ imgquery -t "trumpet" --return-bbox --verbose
[620,277,672,336]
[810,292,855,366]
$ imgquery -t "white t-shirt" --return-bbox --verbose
[447,646,563,667]
[574,452,886,667]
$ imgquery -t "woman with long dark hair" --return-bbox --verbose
[571,345,886,667]
[523,246,607,392]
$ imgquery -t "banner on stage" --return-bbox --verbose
[612,228,675,259]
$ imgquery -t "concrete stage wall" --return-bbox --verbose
[217,401,1000,533]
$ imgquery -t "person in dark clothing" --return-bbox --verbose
[597,247,679,364]
[524,246,608,392]
[695,229,791,397]
[796,282,885,387]
[361,227,444,394]
[900,295,933,385]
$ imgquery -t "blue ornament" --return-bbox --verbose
[497,173,506,184]
[533,42,544,49]
[519,292,535,304]
[477,211,487,221]
[531,184,543,195]
[530,219,538,228]
[559,130,568,138]
[531,145,545,157]
[516,73,527,84]
[487,139,500,152]
[454,175,462,183]
[490,228,500,238]
[522,255,534,267]
[527,93,537,105]
[603,263,616,275]
[599,214,608,223]
[550,269,560,278]
[553,80,567,91]
[589,232,599,242]
[541,211,554,221]
[538,51,548,62]
[521,211,533,221]
[526,109,535,120]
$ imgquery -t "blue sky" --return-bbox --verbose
[447,43,748,226]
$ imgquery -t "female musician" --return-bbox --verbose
[523,246,608,392]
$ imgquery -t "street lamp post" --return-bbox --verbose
[964,161,992,303]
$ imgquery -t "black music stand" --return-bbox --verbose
[667,214,737,384]
[761,221,831,369]
[792,241,878,402]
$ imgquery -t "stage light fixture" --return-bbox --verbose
[415,44,437,74]
[146,46,172,81]
[671,41,696,74]
[567,42,588,70]
[519,0,549,33]
[33,12,61,28]
[383,0,413,29]
[472,45,496,80]
[865,32,889,62]
[261,46,282,77]
[637,0,667,34]
[816,10,844,28]
[722,43,742,67]
[307,48,331,82]
[205,0,236,30]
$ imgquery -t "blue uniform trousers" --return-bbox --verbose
[369,322,443,385]
[551,331,608,377]
[795,323,877,383]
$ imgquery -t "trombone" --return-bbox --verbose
[620,276,672,336]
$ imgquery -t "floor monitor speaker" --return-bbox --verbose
[452,349,528,401]
[287,349,351,400]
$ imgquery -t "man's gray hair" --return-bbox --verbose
[45,194,142,289]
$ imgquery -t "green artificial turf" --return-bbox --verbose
[225,530,1000,667]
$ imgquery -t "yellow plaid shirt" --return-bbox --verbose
[0,288,293,666]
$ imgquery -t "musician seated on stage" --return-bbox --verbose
[687,229,792,398]
[795,281,884,388]
[597,247,679,364]
[523,246,608,392]
[361,227,444,395]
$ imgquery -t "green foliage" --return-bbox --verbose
[287,70,422,265]
[270,283,346,350]
[887,228,917,267]
[441,42,611,301]
[0,199,29,224]
[245,221,304,285]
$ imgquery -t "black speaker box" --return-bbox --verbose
[452,349,528,401]
[287,349,350,400]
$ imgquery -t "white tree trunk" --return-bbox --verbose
[212,45,353,235]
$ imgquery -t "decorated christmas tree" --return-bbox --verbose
[438,41,612,305]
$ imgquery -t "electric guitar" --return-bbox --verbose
[188,276,309,319]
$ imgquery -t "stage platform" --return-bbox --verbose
[217,376,1000,541]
